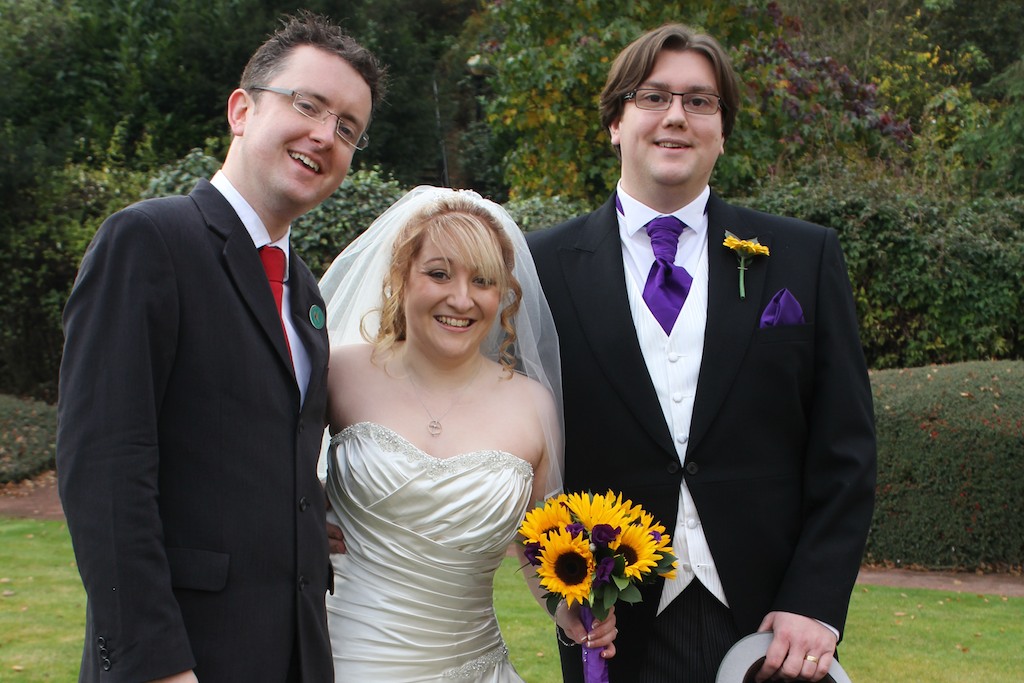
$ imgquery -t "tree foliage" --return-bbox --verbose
[474,0,910,200]
[1,0,1023,400]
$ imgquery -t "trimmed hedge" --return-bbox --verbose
[866,361,1024,571]
[4,360,1020,571]
[744,164,1024,370]
[0,394,57,484]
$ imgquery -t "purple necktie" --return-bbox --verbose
[643,215,692,334]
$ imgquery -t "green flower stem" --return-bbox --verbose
[738,257,748,300]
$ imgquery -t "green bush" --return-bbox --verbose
[2,359,1023,572]
[745,162,1024,369]
[141,146,223,199]
[504,194,595,233]
[866,360,1024,571]
[292,167,407,278]
[0,164,147,401]
[0,394,58,484]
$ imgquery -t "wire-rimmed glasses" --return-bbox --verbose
[250,85,369,150]
[624,89,724,115]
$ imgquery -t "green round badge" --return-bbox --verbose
[309,304,325,330]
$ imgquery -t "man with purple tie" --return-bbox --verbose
[527,24,876,683]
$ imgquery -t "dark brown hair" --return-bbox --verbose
[240,10,387,113]
[599,23,739,140]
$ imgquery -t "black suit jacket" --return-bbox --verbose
[57,179,333,682]
[527,192,876,680]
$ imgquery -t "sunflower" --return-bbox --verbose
[518,495,572,544]
[635,511,679,580]
[611,521,662,581]
[602,489,643,528]
[536,527,595,607]
[562,491,633,533]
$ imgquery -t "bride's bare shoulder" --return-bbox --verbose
[329,343,384,381]
[330,342,374,364]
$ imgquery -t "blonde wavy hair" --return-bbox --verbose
[366,195,523,375]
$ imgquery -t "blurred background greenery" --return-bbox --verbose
[2,0,1023,403]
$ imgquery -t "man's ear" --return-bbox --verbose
[226,88,252,136]
[608,119,621,147]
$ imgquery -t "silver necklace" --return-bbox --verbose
[405,361,482,437]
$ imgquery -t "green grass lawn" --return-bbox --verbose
[4,518,1022,682]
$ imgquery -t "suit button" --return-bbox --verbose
[298,575,309,591]
[96,637,106,647]
[299,496,311,512]
[102,658,112,671]
[666,462,680,474]
[298,419,305,433]
[99,646,109,657]
[685,461,699,475]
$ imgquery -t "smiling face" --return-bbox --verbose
[221,45,372,238]
[402,239,502,366]
[610,48,725,213]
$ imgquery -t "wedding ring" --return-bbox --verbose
[804,654,819,663]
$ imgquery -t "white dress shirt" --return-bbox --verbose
[211,171,311,405]
[616,183,728,613]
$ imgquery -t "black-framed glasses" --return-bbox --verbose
[250,85,369,150]
[624,89,724,115]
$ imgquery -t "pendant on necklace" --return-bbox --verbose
[428,420,443,437]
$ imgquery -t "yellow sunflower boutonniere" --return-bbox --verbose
[723,230,770,300]
[518,490,679,681]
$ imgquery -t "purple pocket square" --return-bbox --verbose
[759,288,805,328]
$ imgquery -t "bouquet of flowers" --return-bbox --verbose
[518,490,678,683]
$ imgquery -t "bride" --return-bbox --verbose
[318,186,616,681]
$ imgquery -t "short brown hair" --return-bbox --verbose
[240,10,387,113]
[599,23,739,140]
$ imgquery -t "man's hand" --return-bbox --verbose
[326,520,346,554]
[148,671,198,683]
[755,611,837,682]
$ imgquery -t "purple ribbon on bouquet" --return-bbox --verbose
[579,605,610,683]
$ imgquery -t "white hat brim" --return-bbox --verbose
[716,632,853,683]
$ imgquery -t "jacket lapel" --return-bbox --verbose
[688,194,772,454]
[559,197,678,458]
[288,258,329,402]
[189,180,297,380]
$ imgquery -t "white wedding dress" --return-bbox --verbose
[324,421,533,682]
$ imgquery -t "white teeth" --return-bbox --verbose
[290,152,320,173]
[437,316,470,328]
[658,142,686,148]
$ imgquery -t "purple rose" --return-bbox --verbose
[591,524,620,547]
[524,542,542,566]
[566,522,586,538]
[593,556,616,588]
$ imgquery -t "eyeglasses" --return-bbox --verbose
[250,85,370,150]
[624,89,724,116]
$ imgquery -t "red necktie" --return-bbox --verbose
[258,246,292,361]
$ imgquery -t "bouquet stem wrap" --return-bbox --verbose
[579,604,610,683]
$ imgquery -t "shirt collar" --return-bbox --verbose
[616,183,710,240]
[211,171,290,278]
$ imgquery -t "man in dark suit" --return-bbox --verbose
[528,24,876,683]
[56,12,385,682]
